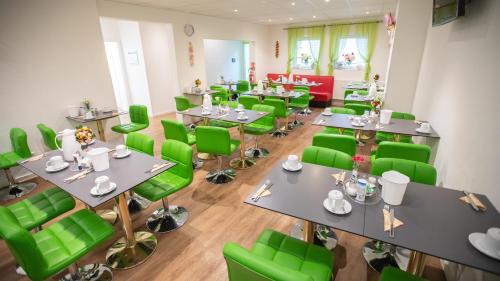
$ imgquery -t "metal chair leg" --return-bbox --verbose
[61,263,113,281]
[0,169,36,202]
[146,197,189,233]
[205,156,235,184]
[245,136,269,158]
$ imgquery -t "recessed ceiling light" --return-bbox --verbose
[289,17,294,20]
[365,11,370,14]
[325,0,330,2]
[234,9,238,12]
[313,15,316,18]
[268,19,272,22]
[291,2,295,6]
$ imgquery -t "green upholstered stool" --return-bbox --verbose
[223,229,334,281]
[344,103,372,115]
[380,267,427,281]
[371,142,432,164]
[207,97,238,128]
[36,124,60,150]
[123,132,154,214]
[238,95,260,110]
[302,146,353,170]
[133,139,193,233]
[262,99,294,138]
[234,80,250,100]
[322,107,356,136]
[195,126,240,184]
[174,96,197,112]
[0,128,37,201]
[312,133,357,156]
[376,112,415,143]
[288,88,310,127]
[0,208,115,281]
[243,104,275,158]
[111,105,149,134]
[210,86,230,105]
[162,119,203,169]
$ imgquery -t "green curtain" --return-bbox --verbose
[354,22,378,80]
[287,26,325,75]
[327,24,351,76]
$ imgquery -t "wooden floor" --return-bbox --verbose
[0,108,446,281]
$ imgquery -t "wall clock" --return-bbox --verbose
[184,24,195,37]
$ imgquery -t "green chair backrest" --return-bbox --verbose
[371,158,437,185]
[301,146,353,170]
[331,107,356,115]
[344,89,369,99]
[237,80,250,92]
[251,104,275,127]
[174,96,193,112]
[161,139,193,184]
[129,105,149,126]
[344,103,372,115]
[392,112,416,120]
[375,141,431,163]
[126,132,154,156]
[293,86,310,91]
[262,99,287,118]
[36,124,59,150]
[210,86,229,102]
[0,206,46,281]
[161,119,190,144]
[10,128,31,158]
[239,96,260,110]
[291,88,310,105]
[195,126,233,156]
[312,133,357,156]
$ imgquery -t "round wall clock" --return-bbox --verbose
[184,24,195,37]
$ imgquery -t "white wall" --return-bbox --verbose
[266,21,391,99]
[204,39,245,86]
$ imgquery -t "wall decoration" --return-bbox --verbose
[249,62,256,83]
[275,41,280,58]
[184,24,195,37]
[188,41,194,66]
[384,13,396,47]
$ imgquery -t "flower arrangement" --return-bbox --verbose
[82,98,91,111]
[300,53,311,64]
[371,97,383,114]
[342,52,356,64]
[352,155,364,177]
[75,125,95,144]
[195,79,202,87]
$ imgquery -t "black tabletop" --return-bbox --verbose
[66,110,124,123]
[179,106,268,124]
[19,141,173,208]
[313,113,440,138]
[246,161,500,275]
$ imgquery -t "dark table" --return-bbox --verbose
[66,110,125,141]
[19,140,174,269]
[245,161,500,276]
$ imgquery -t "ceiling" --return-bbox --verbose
[109,0,398,25]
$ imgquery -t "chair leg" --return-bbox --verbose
[61,263,113,281]
[289,112,304,128]
[192,145,204,169]
[126,190,151,214]
[205,156,236,184]
[270,118,288,138]
[362,240,409,273]
[245,136,269,158]
[0,169,36,202]
[146,197,189,233]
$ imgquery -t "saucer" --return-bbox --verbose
[90,182,117,196]
[201,111,212,116]
[45,162,70,173]
[282,162,302,172]
[345,181,376,197]
[416,128,431,134]
[352,122,366,127]
[321,112,333,116]
[323,198,352,215]
[468,233,500,261]
[113,150,131,159]
[237,116,248,120]
[235,108,245,112]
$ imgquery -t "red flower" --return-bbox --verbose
[352,155,364,163]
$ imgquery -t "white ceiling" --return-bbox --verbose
[109,0,398,25]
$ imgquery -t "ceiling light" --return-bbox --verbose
[289,17,294,20]
[365,11,370,14]
[234,9,238,12]
[291,2,295,6]
[268,19,272,22]
[313,15,316,18]
[325,0,330,2]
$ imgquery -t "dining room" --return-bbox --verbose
[0,0,499,281]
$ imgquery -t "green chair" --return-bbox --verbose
[344,103,372,115]
[133,139,193,232]
[302,146,353,170]
[243,104,275,158]
[195,126,240,184]
[371,141,431,164]
[0,128,37,201]
[124,132,154,214]
[111,104,149,134]
[36,124,60,150]
[371,158,437,186]
[294,86,314,115]
[376,112,416,143]
[262,99,294,138]
[174,96,197,112]
[289,88,310,115]
[380,267,427,281]
[238,95,260,110]
[211,86,229,105]
[0,208,115,281]
[234,80,251,96]
[344,89,368,99]
[312,133,357,156]
[162,119,203,169]
[223,229,334,281]
[322,107,356,136]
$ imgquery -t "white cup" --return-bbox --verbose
[116,144,127,156]
[46,156,64,169]
[482,227,500,255]
[324,107,331,113]
[354,116,362,124]
[420,122,431,132]
[328,190,345,212]
[95,176,111,193]
[286,155,299,169]
[238,111,246,119]
[237,104,244,111]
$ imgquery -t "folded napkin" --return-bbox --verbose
[19,153,46,164]
[64,169,92,183]
[383,209,404,232]
[317,119,326,125]
[149,162,173,173]
[460,194,487,211]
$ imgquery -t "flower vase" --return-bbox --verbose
[352,162,360,180]
[84,110,93,120]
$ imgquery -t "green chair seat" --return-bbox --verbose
[111,104,149,134]
[371,141,431,164]
[209,119,239,128]
[174,96,197,112]
[322,127,355,137]
[111,122,148,134]
[243,123,274,135]
[223,229,333,281]
[134,170,190,202]
[380,266,427,281]
[238,96,260,110]
[7,187,75,230]
[302,146,353,170]
[371,158,437,185]
[312,133,357,156]
[243,104,275,136]
[196,126,240,156]
[0,151,23,169]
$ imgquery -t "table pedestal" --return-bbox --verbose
[407,251,427,277]
[303,220,315,243]
[230,124,255,170]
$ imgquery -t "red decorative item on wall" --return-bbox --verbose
[188,41,194,66]
[249,62,256,83]
[275,41,280,58]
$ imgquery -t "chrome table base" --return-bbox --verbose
[362,240,411,272]
[270,129,288,138]
[205,169,236,184]
[96,209,118,225]
[0,182,36,202]
[229,157,255,170]
[61,264,113,281]
[126,194,151,214]
[106,231,157,270]
[245,147,269,158]
[147,206,188,233]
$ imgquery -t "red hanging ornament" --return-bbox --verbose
[188,41,194,66]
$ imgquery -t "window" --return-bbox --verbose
[335,38,367,70]
[294,39,320,70]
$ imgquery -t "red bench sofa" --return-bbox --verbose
[266,73,334,107]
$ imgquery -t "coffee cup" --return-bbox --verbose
[328,190,345,212]
[482,227,500,255]
[286,155,299,169]
[420,122,431,132]
[116,144,127,156]
[237,104,244,111]
[354,116,362,124]
[95,176,111,193]
[46,156,64,169]
[324,107,331,113]
[238,111,246,119]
